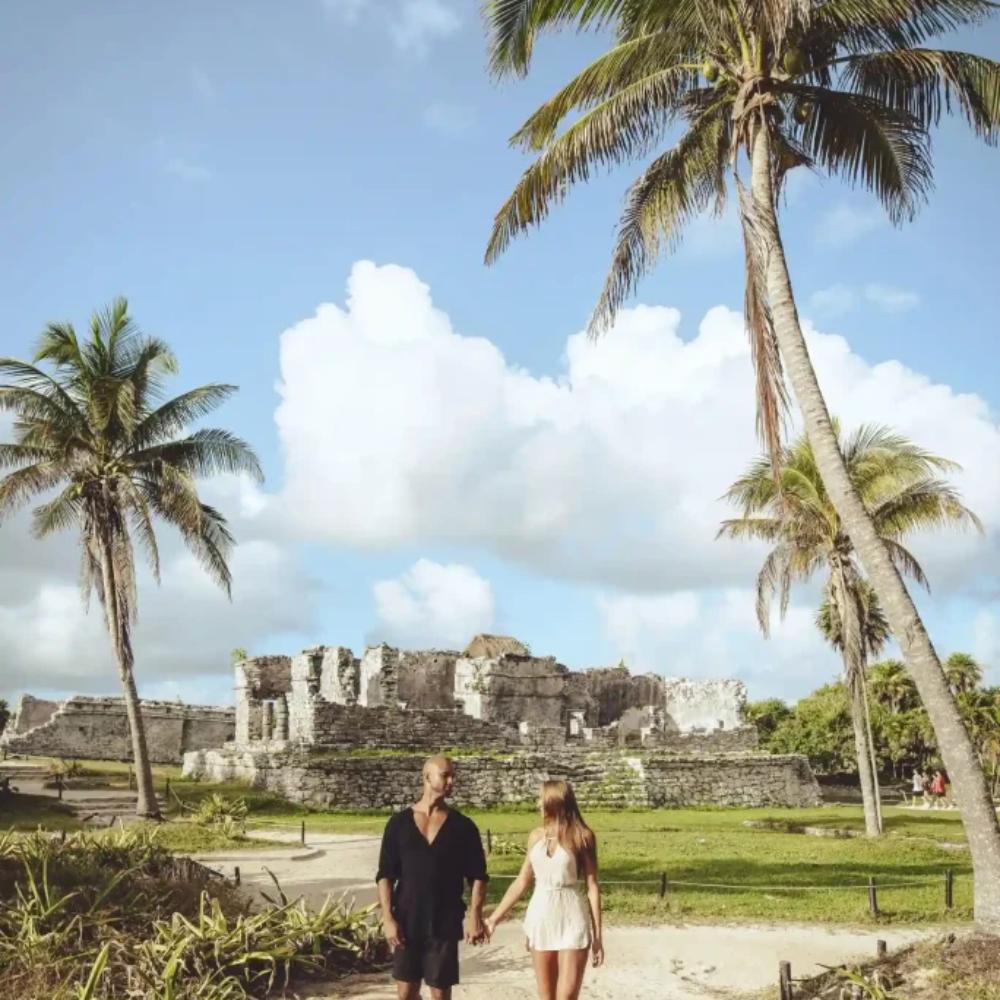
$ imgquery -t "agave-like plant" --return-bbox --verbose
[483,0,1000,927]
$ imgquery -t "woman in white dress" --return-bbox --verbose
[485,781,603,999]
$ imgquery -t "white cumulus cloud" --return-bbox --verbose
[865,284,921,312]
[598,588,841,698]
[371,559,494,649]
[816,201,884,246]
[809,284,857,318]
[270,260,1000,597]
[391,0,459,55]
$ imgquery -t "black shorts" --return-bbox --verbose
[392,938,460,989]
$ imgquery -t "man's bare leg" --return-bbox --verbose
[396,981,421,1000]
[429,989,452,1000]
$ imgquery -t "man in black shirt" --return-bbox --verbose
[376,756,489,999]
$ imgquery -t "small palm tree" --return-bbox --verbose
[483,0,1000,925]
[869,659,918,715]
[719,423,980,836]
[0,299,262,818]
[945,653,985,695]
[817,580,890,832]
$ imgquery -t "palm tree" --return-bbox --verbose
[817,579,889,833]
[482,0,1000,926]
[0,299,262,818]
[869,658,918,715]
[946,652,985,695]
[720,424,979,835]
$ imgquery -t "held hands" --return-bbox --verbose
[465,912,491,946]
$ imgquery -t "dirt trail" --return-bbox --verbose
[195,830,934,1000]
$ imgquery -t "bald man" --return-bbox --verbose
[376,756,489,999]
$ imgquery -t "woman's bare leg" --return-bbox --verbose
[531,949,559,1000]
[555,948,590,1000]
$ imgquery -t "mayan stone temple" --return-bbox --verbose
[184,635,821,809]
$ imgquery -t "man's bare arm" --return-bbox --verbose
[378,878,403,949]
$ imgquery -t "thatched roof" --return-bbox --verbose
[462,634,530,658]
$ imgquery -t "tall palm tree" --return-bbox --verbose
[869,658,918,714]
[719,424,979,835]
[946,652,985,695]
[482,0,1000,926]
[0,299,262,818]
[817,579,890,833]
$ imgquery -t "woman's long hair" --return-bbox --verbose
[541,780,596,870]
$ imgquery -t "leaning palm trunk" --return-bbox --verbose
[848,672,882,836]
[750,125,1000,926]
[860,672,884,832]
[98,539,159,820]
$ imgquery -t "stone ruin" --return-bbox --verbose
[185,636,821,810]
[1,694,235,764]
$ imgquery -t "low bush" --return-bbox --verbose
[0,826,385,999]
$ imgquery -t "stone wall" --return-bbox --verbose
[359,645,399,708]
[184,746,820,811]
[397,650,458,710]
[307,703,517,750]
[566,667,667,728]
[454,655,569,728]
[2,697,235,764]
[4,695,59,735]
[663,678,747,732]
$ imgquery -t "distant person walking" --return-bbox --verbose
[486,780,604,1000]
[911,768,927,808]
[376,756,490,1000]
[930,769,949,809]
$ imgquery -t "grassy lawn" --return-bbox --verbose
[0,793,82,832]
[246,805,973,926]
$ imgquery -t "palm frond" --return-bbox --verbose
[0,462,65,523]
[842,48,1000,145]
[788,85,933,223]
[130,428,264,483]
[810,0,998,56]
[881,537,931,590]
[0,443,55,469]
[484,0,633,78]
[486,73,705,265]
[870,478,984,537]
[716,515,784,542]
[586,99,730,334]
[30,485,83,538]
[130,385,239,451]
[512,37,701,151]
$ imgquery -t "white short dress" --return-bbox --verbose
[523,836,592,952]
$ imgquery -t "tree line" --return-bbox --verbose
[748,654,1000,796]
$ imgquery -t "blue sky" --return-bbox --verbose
[1,1,998,708]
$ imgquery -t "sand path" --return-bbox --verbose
[194,830,935,999]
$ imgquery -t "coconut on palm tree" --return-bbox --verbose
[817,579,890,833]
[482,0,1000,925]
[0,299,262,818]
[719,423,980,835]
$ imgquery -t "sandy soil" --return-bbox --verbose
[195,831,934,1000]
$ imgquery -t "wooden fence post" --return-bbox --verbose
[945,869,954,910]
[234,866,241,886]
[868,877,878,917]
[659,873,667,899]
[779,960,792,1000]
[300,819,306,846]
[487,829,492,854]
[165,777,171,801]
[877,939,887,958]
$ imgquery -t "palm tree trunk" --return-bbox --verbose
[849,673,883,836]
[860,672,884,832]
[98,539,160,820]
[749,125,1000,929]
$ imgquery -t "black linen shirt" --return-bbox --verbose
[376,807,489,942]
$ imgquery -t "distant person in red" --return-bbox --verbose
[930,769,948,808]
